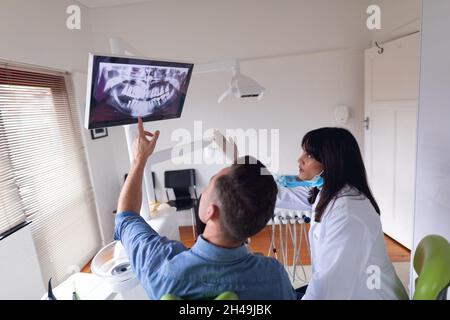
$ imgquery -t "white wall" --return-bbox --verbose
[88,0,368,204]
[0,0,122,243]
[0,0,91,71]
[0,0,429,253]
[89,0,369,63]
[368,0,421,43]
[147,49,365,196]
[411,0,450,293]
[0,225,45,299]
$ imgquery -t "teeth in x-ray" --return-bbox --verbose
[167,78,181,91]
[135,86,144,98]
[109,68,185,117]
[130,100,156,116]
[119,83,174,103]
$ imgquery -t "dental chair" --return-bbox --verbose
[413,234,450,300]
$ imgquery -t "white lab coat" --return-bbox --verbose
[277,185,409,300]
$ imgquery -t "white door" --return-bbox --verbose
[364,33,420,249]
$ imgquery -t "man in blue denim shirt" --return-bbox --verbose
[115,118,296,300]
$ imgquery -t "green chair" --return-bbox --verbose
[413,234,450,300]
[161,291,239,300]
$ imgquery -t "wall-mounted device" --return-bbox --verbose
[334,105,350,125]
[85,53,194,129]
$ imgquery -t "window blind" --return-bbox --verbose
[0,65,101,285]
[0,113,26,237]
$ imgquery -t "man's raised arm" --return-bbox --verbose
[117,118,160,214]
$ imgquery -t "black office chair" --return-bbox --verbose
[164,169,199,211]
[164,169,200,239]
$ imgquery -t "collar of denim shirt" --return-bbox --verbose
[191,235,249,262]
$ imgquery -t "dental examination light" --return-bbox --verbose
[193,59,265,104]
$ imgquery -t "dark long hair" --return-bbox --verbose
[302,127,380,222]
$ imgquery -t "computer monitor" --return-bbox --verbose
[84,53,194,129]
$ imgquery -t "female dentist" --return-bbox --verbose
[277,127,408,300]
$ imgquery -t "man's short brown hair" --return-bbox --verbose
[214,156,277,242]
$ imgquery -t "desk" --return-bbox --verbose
[41,272,148,300]
[41,273,115,300]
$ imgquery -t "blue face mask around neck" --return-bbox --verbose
[276,171,324,189]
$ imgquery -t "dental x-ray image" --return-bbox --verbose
[85,54,193,129]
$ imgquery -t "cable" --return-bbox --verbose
[270,209,313,285]
[267,220,273,257]
[296,220,307,284]
[284,217,294,279]
[290,215,297,282]
[278,217,288,269]
[289,215,307,284]
[303,217,311,255]
[285,217,289,267]
[268,217,278,259]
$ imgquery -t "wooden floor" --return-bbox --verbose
[179,224,411,265]
[81,260,92,273]
[82,224,410,273]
